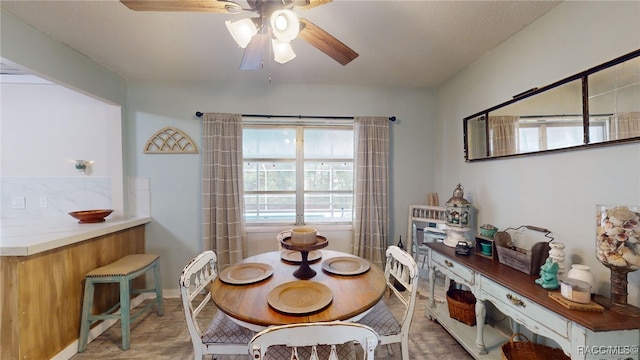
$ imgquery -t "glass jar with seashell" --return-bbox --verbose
[595,204,640,316]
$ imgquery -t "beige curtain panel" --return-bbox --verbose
[352,116,390,269]
[489,115,519,156]
[201,113,246,268]
[608,112,640,140]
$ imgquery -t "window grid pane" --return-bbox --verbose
[244,193,296,223]
[243,161,295,192]
[243,124,354,225]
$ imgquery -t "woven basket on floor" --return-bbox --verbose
[446,289,476,326]
[501,334,570,360]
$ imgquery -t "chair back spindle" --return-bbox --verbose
[249,321,379,360]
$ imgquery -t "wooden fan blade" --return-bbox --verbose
[298,18,358,66]
[120,0,242,13]
[240,33,267,70]
[296,0,332,10]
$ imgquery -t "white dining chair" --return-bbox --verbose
[357,245,419,360]
[179,250,256,360]
[248,321,379,360]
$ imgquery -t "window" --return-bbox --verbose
[486,116,607,155]
[517,116,605,153]
[243,120,354,225]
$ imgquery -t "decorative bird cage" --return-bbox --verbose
[444,183,472,247]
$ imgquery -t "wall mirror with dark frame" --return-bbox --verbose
[464,49,640,162]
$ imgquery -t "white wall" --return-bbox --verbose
[1,83,123,218]
[126,81,435,287]
[435,1,640,306]
[1,9,128,219]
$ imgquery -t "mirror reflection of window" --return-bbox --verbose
[464,50,640,162]
[589,56,640,143]
[489,79,583,155]
[467,115,487,160]
[488,115,519,156]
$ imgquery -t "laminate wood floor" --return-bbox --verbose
[71,271,475,360]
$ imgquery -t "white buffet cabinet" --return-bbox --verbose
[425,242,640,360]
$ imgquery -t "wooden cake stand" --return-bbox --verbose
[280,236,328,279]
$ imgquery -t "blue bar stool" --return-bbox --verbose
[78,254,164,352]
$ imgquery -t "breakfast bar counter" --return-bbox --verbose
[0,216,152,360]
[1,216,152,256]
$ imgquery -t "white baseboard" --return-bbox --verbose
[51,293,152,360]
[163,288,180,298]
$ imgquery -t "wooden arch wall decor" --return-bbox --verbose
[144,126,198,154]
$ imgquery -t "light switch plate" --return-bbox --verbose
[11,196,26,209]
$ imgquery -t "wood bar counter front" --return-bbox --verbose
[211,250,387,330]
[0,218,151,360]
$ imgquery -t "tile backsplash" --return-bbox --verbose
[1,176,111,219]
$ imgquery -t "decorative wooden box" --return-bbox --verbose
[493,226,552,275]
[496,245,533,274]
[475,235,496,260]
[495,242,550,276]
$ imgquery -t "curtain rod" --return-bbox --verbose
[195,111,396,122]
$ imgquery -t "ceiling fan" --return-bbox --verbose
[120,0,359,70]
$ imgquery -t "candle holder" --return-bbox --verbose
[280,235,328,279]
[594,204,640,317]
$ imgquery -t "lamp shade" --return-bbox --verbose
[270,9,299,42]
[225,17,259,48]
[272,39,296,64]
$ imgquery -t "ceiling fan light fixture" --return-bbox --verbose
[270,9,299,42]
[225,17,259,48]
[272,39,296,64]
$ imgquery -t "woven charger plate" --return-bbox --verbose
[280,250,322,263]
[219,263,273,285]
[268,281,333,314]
[322,256,370,276]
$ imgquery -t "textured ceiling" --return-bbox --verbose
[0,0,561,88]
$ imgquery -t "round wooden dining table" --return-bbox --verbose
[210,249,386,330]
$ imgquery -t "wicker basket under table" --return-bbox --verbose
[446,289,476,326]
[501,334,570,360]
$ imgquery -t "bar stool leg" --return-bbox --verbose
[120,277,131,350]
[78,279,95,352]
[153,260,164,316]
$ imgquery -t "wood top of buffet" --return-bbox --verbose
[426,242,640,332]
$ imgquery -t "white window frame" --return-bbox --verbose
[516,116,606,153]
[242,117,354,227]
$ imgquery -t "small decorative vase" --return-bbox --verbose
[566,264,595,294]
[548,242,566,276]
